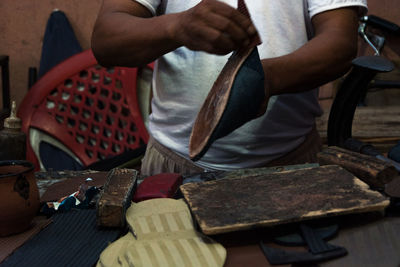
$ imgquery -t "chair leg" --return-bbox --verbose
[0,55,10,126]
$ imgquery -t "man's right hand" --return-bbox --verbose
[171,0,258,55]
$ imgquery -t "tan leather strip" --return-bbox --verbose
[144,244,159,266]
[172,239,193,266]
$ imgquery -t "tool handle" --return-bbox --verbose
[364,15,400,36]
[343,138,381,157]
[344,138,400,173]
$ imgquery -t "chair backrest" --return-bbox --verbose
[18,49,152,171]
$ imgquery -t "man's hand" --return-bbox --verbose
[92,0,259,66]
[172,0,258,55]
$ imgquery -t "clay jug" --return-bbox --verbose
[0,160,40,236]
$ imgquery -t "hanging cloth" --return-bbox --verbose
[38,10,82,77]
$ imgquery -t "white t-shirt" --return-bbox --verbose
[135,0,368,171]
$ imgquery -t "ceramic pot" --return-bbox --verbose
[0,160,39,236]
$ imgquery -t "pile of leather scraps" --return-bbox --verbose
[35,169,102,197]
[41,178,100,215]
[97,198,226,267]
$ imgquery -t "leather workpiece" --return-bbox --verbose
[189,0,265,161]
[97,198,226,267]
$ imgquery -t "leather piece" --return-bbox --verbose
[189,0,265,161]
[189,47,265,161]
[97,199,227,267]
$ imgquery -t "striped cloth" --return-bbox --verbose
[97,199,226,267]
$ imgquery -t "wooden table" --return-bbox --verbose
[218,213,400,267]
[3,170,397,267]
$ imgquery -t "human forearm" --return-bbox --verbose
[262,7,359,97]
[92,3,181,67]
[262,31,357,96]
[92,0,258,67]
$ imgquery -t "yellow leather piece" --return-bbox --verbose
[97,198,226,267]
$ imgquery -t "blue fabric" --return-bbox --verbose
[0,209,120,267]
[39,141,83,171]
[37,10,83,170]
[38,10,82,77]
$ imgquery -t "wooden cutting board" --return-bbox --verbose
[180,165,390,235]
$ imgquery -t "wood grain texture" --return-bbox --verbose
[316,106,400,152]
[318,146,397,188]
[180,165,389,235]
[215,163,319,180]
[96,168,137,228]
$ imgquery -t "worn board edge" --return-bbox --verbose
[180,165,390,235]
[195,200,389,235]
[96,168,138,228]
[181,165,323,190]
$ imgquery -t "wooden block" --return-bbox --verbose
[96,168,138,228]
[180,165,389,235]
[317,146,397,188]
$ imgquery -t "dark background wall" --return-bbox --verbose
[0,0,102,109]
[0,0,399,110]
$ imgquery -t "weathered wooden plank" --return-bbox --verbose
[317,106,400,139]
[215,163,320,180]
[317,146,397,188]
[96,168,138,228]
[180,165,389,235]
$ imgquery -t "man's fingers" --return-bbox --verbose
[204,0,257,37]
[201,12,250,47]
[175,0,259,54]
[188,24,238,54]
